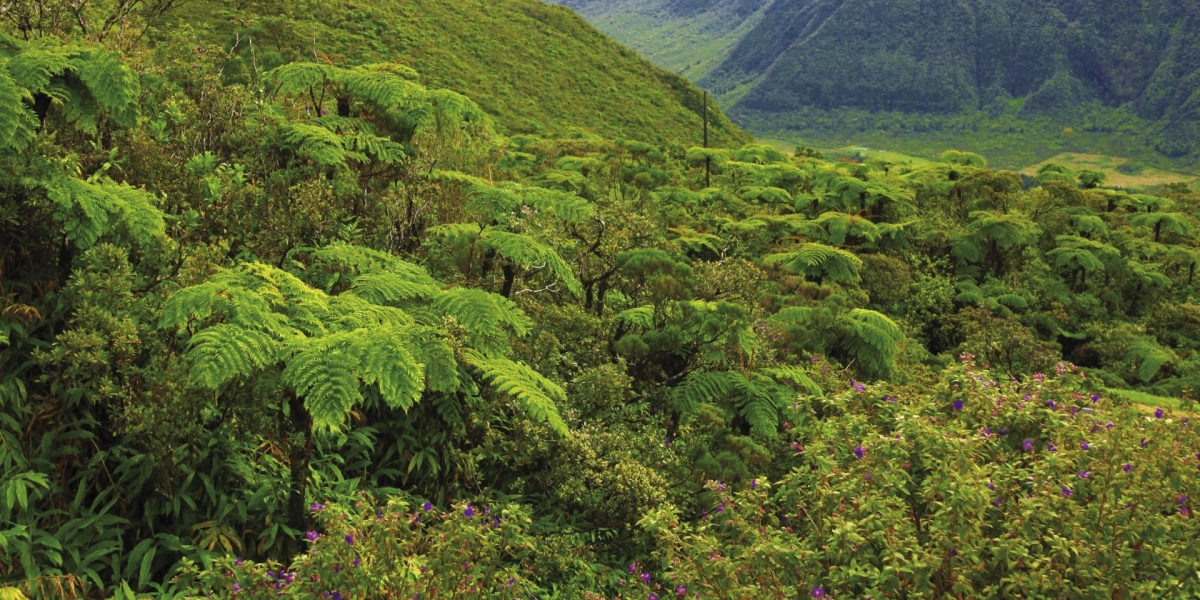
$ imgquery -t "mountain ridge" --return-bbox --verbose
[552,0,1200,160]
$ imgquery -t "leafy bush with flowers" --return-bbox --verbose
[174,356,1200,599]
[620,355,1200,599]
[173,495,538,599]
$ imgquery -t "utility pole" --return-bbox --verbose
[703,90,710,189]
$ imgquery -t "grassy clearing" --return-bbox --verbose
[1020,153,1197,190]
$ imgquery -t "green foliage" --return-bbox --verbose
[4,14,1200,600]
[765,243,863,284]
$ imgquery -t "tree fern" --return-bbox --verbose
[462,350,568,435]
[765,243,862,284]
[45,177,165,249]
[840,309,904,379]
[1124,343,1175,383]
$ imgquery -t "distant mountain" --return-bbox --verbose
[553,0,1200,158]
[179,0,750,147]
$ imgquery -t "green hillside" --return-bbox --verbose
[174,0,749,147]
[4,3,1200,600]
[556,0,775,80]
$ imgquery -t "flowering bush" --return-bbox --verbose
[625,357,1200,598]
[175,495,537,599]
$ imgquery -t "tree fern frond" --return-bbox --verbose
[480,230,582,296]
[186,324,279,389]
[350,273,440,305]
[280,122,364,167]
[356,329,424,412]
[433,288,532,347]
[732,375,782,437]
[759,366,823,397]
[463,350,568,435]
[283,340,363,432]
[670,371,736,415]
[614,306,655,330]
[0,69,36,151]
[1124,343,1175,383]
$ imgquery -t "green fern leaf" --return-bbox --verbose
[463,350,568,435]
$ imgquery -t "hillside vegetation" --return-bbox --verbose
[175,0,749,148]
[2,3,1200,600]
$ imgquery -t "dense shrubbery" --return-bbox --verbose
[2,4,1199,599]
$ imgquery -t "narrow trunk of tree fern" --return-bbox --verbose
[283,391,313,564]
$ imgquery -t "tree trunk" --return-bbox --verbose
[337,96,351,118]
[501,264,516,298]
[283,392,313,564]
[1154,222,1163,243]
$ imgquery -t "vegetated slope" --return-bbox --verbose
[554,0,1200,160]
[553,0,776,80]
[179,0,748,147]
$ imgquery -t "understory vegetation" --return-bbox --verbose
[2,4,1199,599]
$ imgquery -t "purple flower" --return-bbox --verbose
[751,479,758,490]
[464,505,475,518]
[982,428,992,437]
[1023,439,1033,452]
[1047,443,1058,453]
[232,584,241,592]
[1156,408,1164,419]
[1141,437,1149,448]
[507,578,516,588]
[650,595,659,600]
[854,445,866,459]
[642,572,652,584]
[1124,463,1132,473]
[345,534,354,546]
[305,531,319,542]
[235,557,243,566]
[423,501,432,512]
[1034,373,1044,382]
[1182,508,1191,517]
[1078,470,1090,479]
[353,557,361,567]
[267,571,275,579]
[1062,487,1073,498]
[1081,441,1090,451]
[331,593,342,600]
[1106,422,1114,430]
[1178,495,1188,505]
[1047,400,1056,410]
[676,586,686,596]
[812,586,826,598]
[716,503,725,512]
[629,564,637,574]
[953,399,964,411]
[311,502,324,512]
[988,481,995,490]
[993,497,1002,507]
[1091,393,1101,403]
[999,429,1008,435]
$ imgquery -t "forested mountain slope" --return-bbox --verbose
[3,3,1200,599]
[554,0,776,80]
[553,0,1200,160]
[177,0,749,147]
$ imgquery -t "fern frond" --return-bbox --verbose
[670,371,736,415]
[186,324,279,389]
[463,350,568,435]
[283,338,363,432]
[434,288,532,348]
[732,375,782,437]
[356,329,424,412]
[0,69,36,151]
[759,366,823,397]
[350,273,440,304]
[480,230,582,296]
[614,306,655,329]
